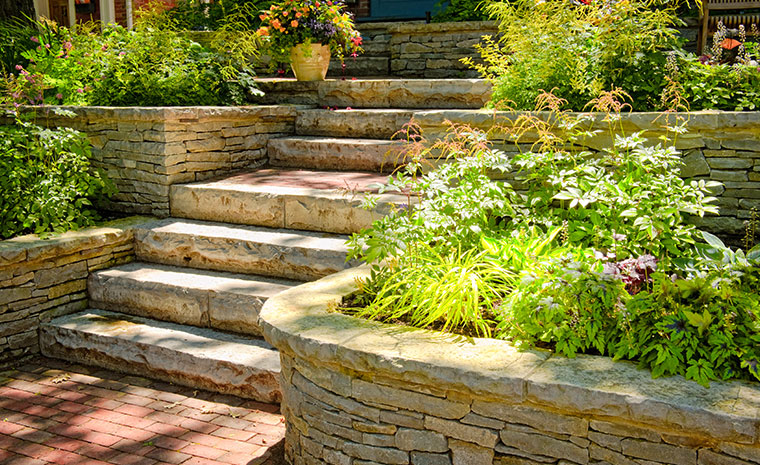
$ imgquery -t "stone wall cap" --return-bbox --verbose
[259,266,760,444]
[412,109,760,132]
[0,216,151,267]
[387,20,498,34]
[12,105,305,123]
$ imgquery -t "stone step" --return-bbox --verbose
[170,168,407,235]
[295,109,416,139]
[40,309,281,403]
[88,262,302,336]
[253,78,491,109]
[135,218,360,281]
[268,136,404,172]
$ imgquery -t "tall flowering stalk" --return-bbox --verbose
[256,0,362,69]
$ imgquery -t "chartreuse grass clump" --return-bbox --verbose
[344,94,760,387]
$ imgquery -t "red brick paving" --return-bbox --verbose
[0,358,285,465]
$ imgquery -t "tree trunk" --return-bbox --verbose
[0,0,36,21]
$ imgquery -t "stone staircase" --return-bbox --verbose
[39,78,491,407]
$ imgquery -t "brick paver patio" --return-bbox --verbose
[0,357,285,465]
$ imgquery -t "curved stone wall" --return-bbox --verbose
[259,266,760,465]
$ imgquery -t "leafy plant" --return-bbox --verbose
[1,18,260,107]
[465,0,682,111]
[0,16,37,77]
[677,53,760,111]
[0,114,115,239]
[432,0,493,23]
[616,268,760,385]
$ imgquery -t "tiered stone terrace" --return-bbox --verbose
[2,78,760,465]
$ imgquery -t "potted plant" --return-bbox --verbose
[256,0,363,81]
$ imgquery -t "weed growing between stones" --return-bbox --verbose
[344,91,760,387]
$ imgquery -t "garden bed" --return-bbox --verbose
[259,266,760,465]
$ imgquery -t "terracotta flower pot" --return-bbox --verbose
[289,43,331,81]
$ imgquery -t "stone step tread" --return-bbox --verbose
[170,168,407,234]
[41,309,281,403]
[92,261,301,295]
[271,135,403,146]
[252,78,491,109]
[137,217,352,252]
[89,262,303,335]
[178,168,395,195]
[135,218,360,281]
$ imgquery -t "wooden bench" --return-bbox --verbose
[698,0,760,54]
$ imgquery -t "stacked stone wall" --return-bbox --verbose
[0,218,144,367]
[388,21,498,78]
[259,268,760,465]
[6,106,297,217]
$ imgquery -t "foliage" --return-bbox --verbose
[0,113,115,239]
[465,0,682,111]
[255,0,362,68]
[346,94,760,386]
[677,54,760,111]
[1,19,259,107]
[0,16,37,77]
[618,267,760,385]
[161,0,275,31]
[432,0,493,23]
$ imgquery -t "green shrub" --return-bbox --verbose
[0,17,37,76]
[0,115,115,239]
[2,21,259,107]
[678,54,760,111]
[432,0,493,23]
[466,0,682,111]
[162,0,274,31]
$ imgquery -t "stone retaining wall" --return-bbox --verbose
[259,267,760,465]
[414,110,760,242]
[389,21,498,78]
[0,218,146,367]
[9,106,298,217]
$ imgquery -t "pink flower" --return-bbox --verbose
[30,36,39,43]
[119,51,126,56]
[15,64,22,71]
[44,43,50,49]
[76,88,84,93]
[55,93,63,99]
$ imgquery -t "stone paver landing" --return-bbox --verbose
[0,357,285,465]
[214,168,389,192]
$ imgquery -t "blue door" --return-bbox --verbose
[367,0,441,20]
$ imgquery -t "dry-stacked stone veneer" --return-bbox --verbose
[259,266,760,465]
[4,106,298,217]
[415,110,760,241]
[0,217,146,366]
[388,21,498,78]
